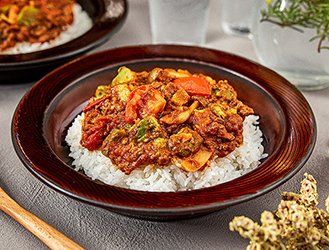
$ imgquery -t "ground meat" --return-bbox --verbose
[80,67,254,174]
[225,114,243,132]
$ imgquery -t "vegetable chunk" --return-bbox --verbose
[81,67,254,174]
[174,77,212,97]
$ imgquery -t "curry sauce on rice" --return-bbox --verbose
[66,67,266,192]
[0,0,92,54]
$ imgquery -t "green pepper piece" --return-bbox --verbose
[209,104,226,118]
[114,84,130,102]
[111,66,136,86]
[95,85,108,99]
[17,6,39,26]
[154,138,167,148]
[135,116,159,142]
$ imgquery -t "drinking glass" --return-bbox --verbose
[220,0,259,38]
[148,0,210,45]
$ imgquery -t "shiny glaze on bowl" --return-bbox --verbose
[12,45,316,220]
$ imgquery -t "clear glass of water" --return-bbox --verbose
[220,0,259,38]
[148,0,210,45]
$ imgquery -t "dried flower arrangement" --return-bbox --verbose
[230,173,329,249]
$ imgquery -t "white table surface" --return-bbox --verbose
[1,0,329,249]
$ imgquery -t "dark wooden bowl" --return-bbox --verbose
[0,0,127,84]
[12,45,316,220]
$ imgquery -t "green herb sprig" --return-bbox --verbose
[261,0,329,52]
[229,173,329,249]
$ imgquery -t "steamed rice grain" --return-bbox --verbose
[65,113,267,192]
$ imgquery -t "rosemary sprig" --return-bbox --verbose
[261,0,329,53]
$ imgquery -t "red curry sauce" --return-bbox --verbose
[81,67,254,174]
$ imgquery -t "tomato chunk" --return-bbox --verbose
[174,77,212,97]
[81,124,107,150]
[125,85,166,123]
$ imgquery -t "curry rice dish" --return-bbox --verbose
[0,0,92,54]
[66,67,267,192]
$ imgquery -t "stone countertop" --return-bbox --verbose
[1,0,328,249]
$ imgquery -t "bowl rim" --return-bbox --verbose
[11,44,317,216]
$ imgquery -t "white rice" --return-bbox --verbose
[65,114,267,192]
[0,3,92,55]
